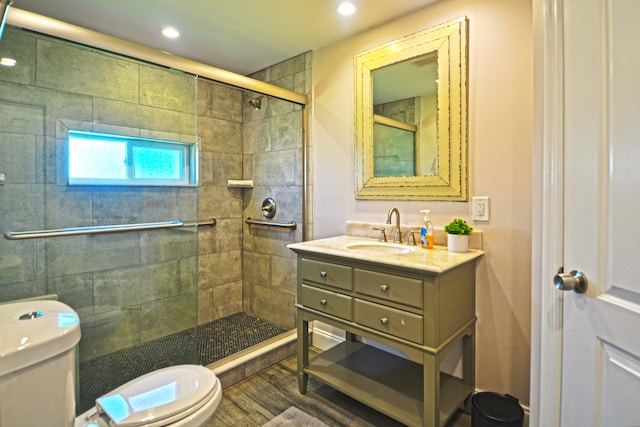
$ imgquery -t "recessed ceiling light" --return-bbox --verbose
[336,2,357,16]
[0,57,16,67]
[161,27,180,39]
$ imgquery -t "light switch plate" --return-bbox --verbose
[472,196,489,221]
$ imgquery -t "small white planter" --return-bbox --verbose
[447,234,469,253]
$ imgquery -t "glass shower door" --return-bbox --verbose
[0,26,200,413]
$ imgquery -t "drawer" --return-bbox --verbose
[301,258,352,290]
[355,269,423,309]
[300,284,353,320]
[354,299,423,344]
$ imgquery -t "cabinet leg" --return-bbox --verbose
[464,393,473,414]
[297,311,310,394]
[462,331,475,414]
[423,352,440,427]
[298,372,309,394]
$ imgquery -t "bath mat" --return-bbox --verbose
[262,407,329,427]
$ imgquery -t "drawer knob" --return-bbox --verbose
[320,299,327,305]
[380,284,390,292]
[320,271,327,279]
[380,317,389,325]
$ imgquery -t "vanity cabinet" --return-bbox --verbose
[290,245,480,427]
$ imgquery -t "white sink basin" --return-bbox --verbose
[345,242,417,255]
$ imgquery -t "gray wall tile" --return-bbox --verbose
[79,307,140,361]
[140,65,196,113]
[212,281,242,319]
[93,97,181,134]
[94,261,180,308]
[198,115,242,153]
[141,293,197,342]
[0,28,37,85]
[198,250,242,289]
[36,39,139,102]
[198,79,243,122]
[44,234,141,277]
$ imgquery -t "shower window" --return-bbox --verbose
[68,130,196,186]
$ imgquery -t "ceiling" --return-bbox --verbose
[11,0,439,76]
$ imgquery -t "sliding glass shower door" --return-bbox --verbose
[0,26,200,412]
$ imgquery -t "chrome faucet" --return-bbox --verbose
[386,207,402,243]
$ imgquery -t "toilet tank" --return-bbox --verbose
[0,300,81,427]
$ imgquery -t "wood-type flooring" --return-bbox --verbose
[207,349,472,427]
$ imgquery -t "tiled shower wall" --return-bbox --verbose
[197,53,311,330]
[0,27,199,362]
[196,80,244,322]
[0,26,310,356]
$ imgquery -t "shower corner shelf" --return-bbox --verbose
[227,179,254,188]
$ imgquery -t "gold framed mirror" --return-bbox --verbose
[354,17,468,200]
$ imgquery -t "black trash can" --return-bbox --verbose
[471,392,524,427]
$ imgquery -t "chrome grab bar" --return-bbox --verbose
[3,218,217,240]
[183,218,217,228]
[245,217,297,230]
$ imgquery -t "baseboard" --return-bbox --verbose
[310,326,343,350]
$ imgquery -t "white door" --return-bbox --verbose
[560,0,640,425]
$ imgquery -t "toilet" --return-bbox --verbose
[0,300,222,427]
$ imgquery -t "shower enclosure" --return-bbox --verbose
[0,15,307,414]
[196,70,307,351]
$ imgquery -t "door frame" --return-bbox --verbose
[531,0,564,425]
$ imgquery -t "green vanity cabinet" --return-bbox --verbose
[289,238,481,427]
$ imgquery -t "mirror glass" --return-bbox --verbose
[372,51,438,177]
[355,17,468,200]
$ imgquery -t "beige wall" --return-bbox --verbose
[313,0,533,404]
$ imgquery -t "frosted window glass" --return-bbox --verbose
[133,146,182,179]
[67,131,194,186]
[69,137,126,179]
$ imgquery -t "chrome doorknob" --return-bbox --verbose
[554,270,587,293]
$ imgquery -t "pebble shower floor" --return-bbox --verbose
[78,312,288,413]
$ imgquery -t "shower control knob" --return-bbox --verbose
[261,198,276,219]
[554,269,587,293]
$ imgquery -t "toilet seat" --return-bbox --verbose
[92,365,218,427]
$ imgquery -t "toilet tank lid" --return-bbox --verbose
[0,300,81,377]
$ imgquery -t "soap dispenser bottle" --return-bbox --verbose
[420,209,434,249]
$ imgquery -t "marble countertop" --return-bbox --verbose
[287,235,483,274]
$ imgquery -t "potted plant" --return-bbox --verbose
[444,218,473,252]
